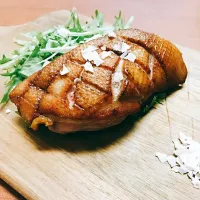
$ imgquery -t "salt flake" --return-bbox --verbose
[121,42,130,52]
[82,46,103,67]
[156,132,200,189]
[155,152,168,163]
[120,51,128,59]
[192,176,200,189]
[84,62,94,73]
[188,171,195,179]
[101,51,113,59]
[172,165,189,175]
[82,45,98,54]
[171,166,180,173]
[113,42,130,53]
[179,132,192,145]
[113,44,121,52]
[167,156,177,168]
[60,64,70,75]
[124,52,136,62]
[173,139,183,149]
[178,165,189,174]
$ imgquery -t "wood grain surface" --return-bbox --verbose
[0,1,200,199]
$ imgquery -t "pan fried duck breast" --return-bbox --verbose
[9,29,187,134]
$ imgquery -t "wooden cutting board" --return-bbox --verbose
[0,10,200,200]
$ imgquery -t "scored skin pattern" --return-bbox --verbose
[9,29,187,131]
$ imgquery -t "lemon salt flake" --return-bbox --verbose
[101,51,114,59]
[121,42,131,52]
[124,52,136,62]
[167,156,177,168]
[121,52,136,62]
[155,152,167,163]
[113,42,130,53]
[82,45,98,54]
[155,132,200,189]
[60,64,70,75]
[82,46,103,66]
[84,62,94,73]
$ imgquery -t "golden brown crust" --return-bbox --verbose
[82,67,112,93]
[116,29,187,86]
[31,115,53,130]
[9,28,187,131]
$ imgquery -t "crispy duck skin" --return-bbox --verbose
[9,29,187,134]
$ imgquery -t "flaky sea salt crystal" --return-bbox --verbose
[121,42,130,52]
[173,139,182,149]
[176,157,184,166]
[178,165,189,174]
[60,64,70,75]
[179,132,193,145]
[82,46,103,67]
[172,165,188,174]
[192,176,200,189]
[155,152,168,163]
[120,51,128,59]
[155,132,200,189]
[84,62,94,73]
[82,45,98,54]
[124,52,136,62]
[101,51,113,59]
[113,42,130,53]
[113,43,121,51]
[167,156,177,167]
[171,166,180,173]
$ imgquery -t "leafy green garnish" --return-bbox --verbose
[132,93,166,120]
[0,55,12,64]
[1,76,22,104]
[0,8,134,104]
[91,10,104,28]
[67,8,83,32]
[13,50,20,55]
[114,11,125,30]
[30,46,40,58]
[143,92,166,113]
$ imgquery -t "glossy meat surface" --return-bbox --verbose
[9,29,187,133]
